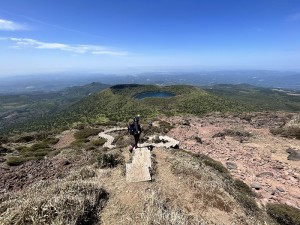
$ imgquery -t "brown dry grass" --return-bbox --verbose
[1,146,275,225]
[140,190,205,225]
[0,174,108,225]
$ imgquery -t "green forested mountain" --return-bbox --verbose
[0,82,109,134]
[1,84,300,135]
[0,84,248,134]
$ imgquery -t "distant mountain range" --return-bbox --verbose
[0,70,299,93]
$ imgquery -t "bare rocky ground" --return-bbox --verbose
[166,112,300,209]
[53,129,76,149]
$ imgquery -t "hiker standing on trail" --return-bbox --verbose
[128,115,142,152]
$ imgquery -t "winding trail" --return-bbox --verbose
[98,127,179,149]
[98,127,180,183]
[98,127,127,148]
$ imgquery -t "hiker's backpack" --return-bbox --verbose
[128,123,136,135]
[128,122,138,135]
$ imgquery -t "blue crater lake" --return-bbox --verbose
[134,92,176,100]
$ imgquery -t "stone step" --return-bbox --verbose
[126,147,152,183]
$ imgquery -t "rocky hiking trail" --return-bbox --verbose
[166,114,300,209]
[98,127,179,183]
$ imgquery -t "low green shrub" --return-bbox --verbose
[73,123,85,130]
[91,138,106,146]
[223,129,252,137]
[16,142,51,153]
[197,154,258,214]
[267,203,300,225]
[232,179,255,196]
[15,135,35,143]
[43,137,59,145]
[270,126,300,140]
[71,138,89,147]
[14,132,54,143]
[22,149,50,158]
[213,129,252,139]
[97,151,123,168]
[15,146,28,151]
[159,121,174,133]
[74,128,101,140]
[0,135,8,144]
[95,120,118,126]
[29,142,49,151]
[6,156,35,166]
[111,133,124,145]
[170,150,259,216]
[235,192,259,214]
[12,140,53,165]
[201,155,229,177]
[224,178,259,214]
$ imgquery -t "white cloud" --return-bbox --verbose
[92,50,128,56]
[0,19,27,31]
[287,13,300,21]
[1,37,128,56]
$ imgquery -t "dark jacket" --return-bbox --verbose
[128,121,142,135]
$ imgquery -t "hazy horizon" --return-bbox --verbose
[0,68,300,78]
[1,0,300,76]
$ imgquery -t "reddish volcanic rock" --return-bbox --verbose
[166,113,300,209]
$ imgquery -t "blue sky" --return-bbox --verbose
[0,0,300,75]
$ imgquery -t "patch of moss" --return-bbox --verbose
[267,203,300,225]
